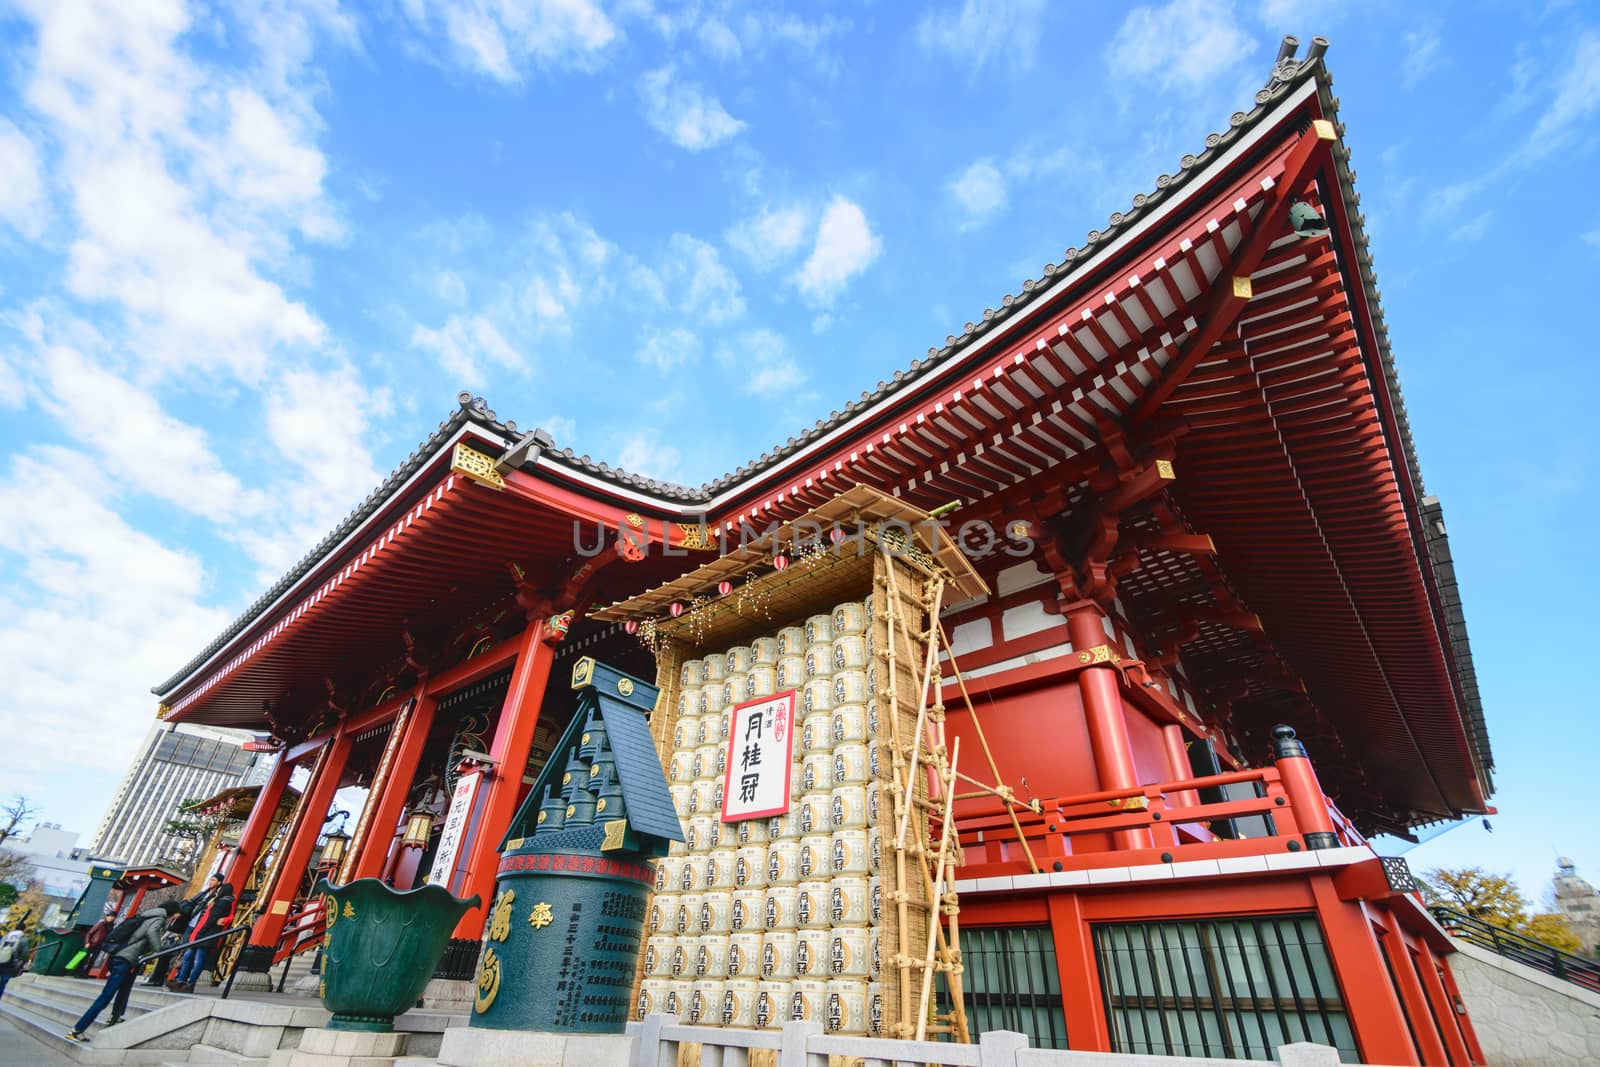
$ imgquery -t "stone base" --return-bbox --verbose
[268,1026,410,1067]
[436,1025,633,1067]
[418,977,473,1012]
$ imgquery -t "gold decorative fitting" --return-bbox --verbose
[1231,276,1253,300]
[581,732,592,745]
[571,657,595,689]
[676,522,714,550]
[562,772,572,786]
[624,513,645,529]
[565,804,576,818]
[528,902,554,930]
[1107,796,1150,811]
[536,810,547,825]
[155,704,172,720]
[342,901,356,918]
[596,798,607,813]
[589,763,601,776]
[450,443,506,490]
[488,889,515,942]
[1313,118,1337,141]
[1076,644,1124,666]
[617,678,635,697]
[601,819,627,851]
[506,837,525,849]
[1155,459,1176,480]
[473,946,501,1013]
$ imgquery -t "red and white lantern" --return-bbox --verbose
[718,580,733,597]
[624,620,638,635]
[669,602,684,618]
[773,554,789,572]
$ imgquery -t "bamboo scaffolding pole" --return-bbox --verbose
[938,620,1041,874]
[915,737,960,1042]
[897,579,945,849]
[878,549,915,1039]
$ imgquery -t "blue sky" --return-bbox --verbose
[0,1,1595,907]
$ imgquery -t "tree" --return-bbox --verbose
[1524,913,1584,955]
[162,797,223,875]
[1421,866,1530,927]
[0,795,35,889]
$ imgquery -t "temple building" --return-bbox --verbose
[149,39,1491,1065]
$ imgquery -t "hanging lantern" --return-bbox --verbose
[669,601,683,618]
[773,554,789,571]
[318,827,351,869]
[624,619,638,635]
[829,526,845,545]
[717,580,733,597]
[402,807,437,849]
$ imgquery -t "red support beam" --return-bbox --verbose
[223,752,293,894]
[1047,893,1111,1052]
[251,721,353,947]
[1377,910,1446,1065]
[348,688,439,882]
[1311,881,1421,1066]
[1066,604,1152,850]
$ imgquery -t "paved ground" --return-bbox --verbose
[0,1010,77,1065]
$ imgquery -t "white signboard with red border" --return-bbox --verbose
[426,771,481,886]
[721,691,796,821]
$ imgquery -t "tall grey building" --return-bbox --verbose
[89,722,266,868]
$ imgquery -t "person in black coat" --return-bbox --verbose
[168,881,235,992]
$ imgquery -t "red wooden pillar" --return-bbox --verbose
[349,691,439,882]
[1048,892,1111,1051]
[1431,948,1486,1065]
[452,618,558,937]
[1160,725,1201,809]
[1310,878,1420,1065]
[1376,910,1443,1065]
[250,723,354,947]
[1414,939,1474,1067]
[1065,605,1151,850]
[223,751,293,894]
[1271,725,1339,849]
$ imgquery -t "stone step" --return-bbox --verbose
[18,983,176,1025]
[170,1042,270,1066]
[28,975,184,1015]
[0,997,130,1064]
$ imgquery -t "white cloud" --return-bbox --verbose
[666,234,744,323]
[947,158,1008,230]
[1584,227,1600,251]
[916,0,1047,72]
[726,204,812,270]
[401,0,618,82]
[1401,27,1442,90]
[410,313,525,388]
[717,328,805,397]
[1518,33,1600,166]
[539,413,578,441]
[638,65,746,151]
[1256,0,1343,29]
[698,17,742,62]
[1108,0,1255,92]
[0,119,47,239]
[613,431,684,483]
[637,326,700,372]
[794,196,882,304]
[1448,211,1492,244]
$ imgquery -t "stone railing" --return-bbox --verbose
[629,1016,1361,1067]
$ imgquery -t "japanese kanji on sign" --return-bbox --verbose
[720,690,795,821]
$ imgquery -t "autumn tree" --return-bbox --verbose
[1524,913,1584,954]
[1421,866,1530,926]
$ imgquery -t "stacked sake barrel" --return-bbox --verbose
[637,598,885,1035]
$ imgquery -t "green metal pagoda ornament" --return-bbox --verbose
[468,657,682,1034]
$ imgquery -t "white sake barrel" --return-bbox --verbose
[867,827,882,874]
[776,626,807,657]
[734,847,767,891]
[798,836,831,880]
[832,830,868,875]
[867,699,880,735]
[700,890,733,933]
[643,935,674,977]
[746,665,777,699]
[831,600,867,636]
[735,817,769,846]
[761,930,797,978]
[685,815,713,853]
[722,978,759,1027]
[830,784,868,830]
[669,784,693,818]
[867,740,885,781]
[790,978,827,1024]
[751,636,780,664]
[867,981,884,1036]
[869,876,882,924]
[868,926,881,978]
[689,980,723,1025]
[796,792,829,836]
[831,634,868,671]
[756,981,790,1030]
[657,858,685,895]
[676,694,702,729]
[695,934,728,978]
[689,781,716,816]
[702,654,727,683]
[767,812,800,841]
[833,670,869,705]
[700,711,727,746]
[712,779,726,813]
[668,749,696,784]
[638,977,670,1020]
[826,978,868,1034]
[800,711,833,755]
[662,983,685,1018]
[832,743,869,786]
[866,781,883,825]
[722,675,748,708]
[727,931,762,978]
[681,659,705,687]
[866,665,878,696]
[776,655,806,689]
[706,818,725,851]
[801,678,835,714]
[668,830,688,858]
[705,850,736,891]
[701,684,726,715]
[800,754,832,795]
[669,938,693,978]
[804,614,834,645]
[831,703,868,745]
[731,887,764,933]
[803,642,833,680]
[648,892,677,934]
[795,881,830,929]
[764,886,799,930]
[726,645,755,674]
[766,841,800,885]
[830,925,869,977]
[830,876,869,925]
[795,927,829,978]
[676,892,703,934]
[864,627,874,659]
[673,713,700,751]
[692,745,718,782]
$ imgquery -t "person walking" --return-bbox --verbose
[0,930,27,998]
[81,905,115,974]
[167,881,235,993]
[65,902,181,1042]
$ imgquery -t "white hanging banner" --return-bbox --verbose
[427,771,481,886]
[721,691,796,822]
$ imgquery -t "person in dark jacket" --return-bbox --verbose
[66,902,181,1042]
[168,882,235,992]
